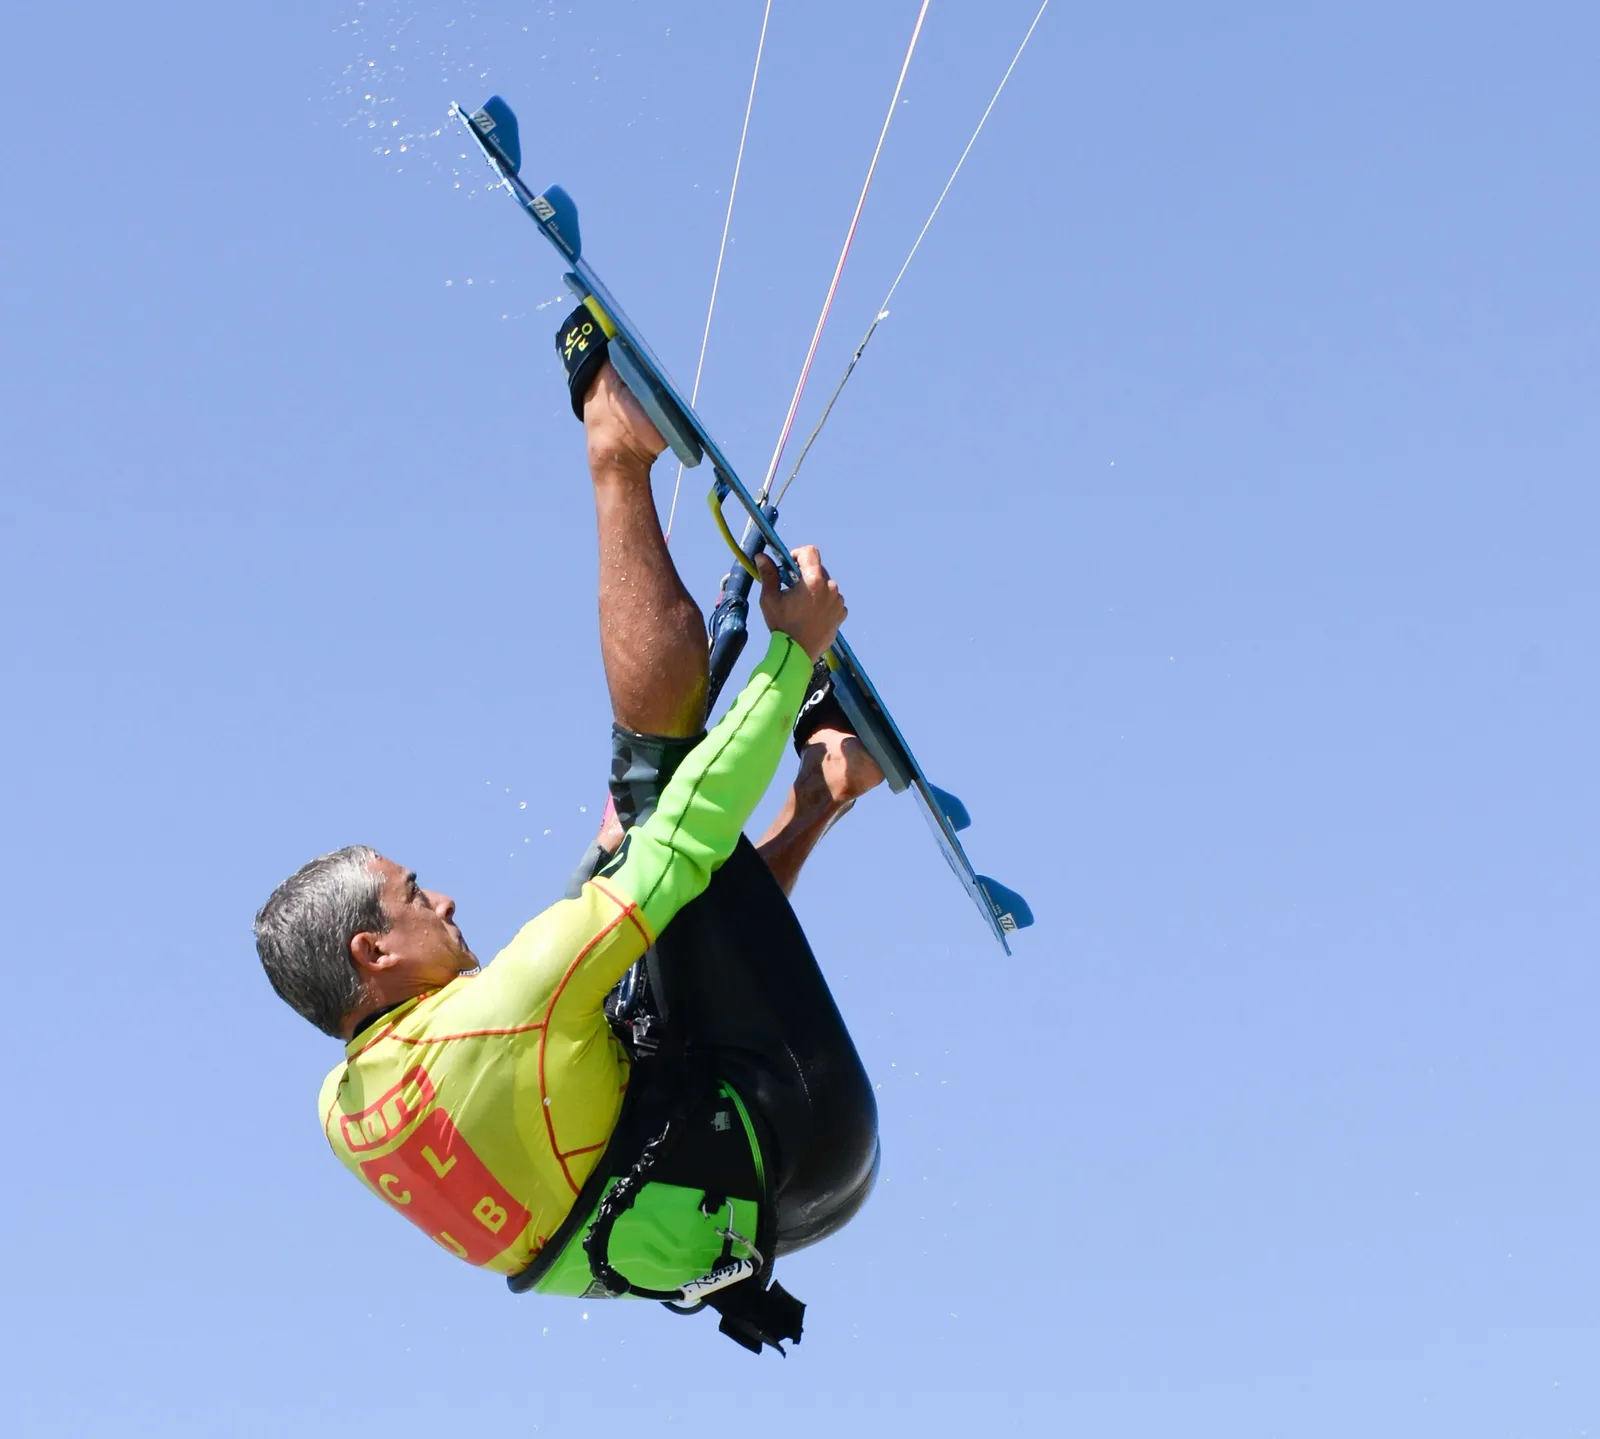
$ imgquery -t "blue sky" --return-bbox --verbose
[3,1,1598,1434]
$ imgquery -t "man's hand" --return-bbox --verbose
[756,546,847,664]
[583,360,667,475]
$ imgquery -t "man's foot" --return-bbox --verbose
[796,726,885,807]
[792,660,884,805]
[556,305,666,474]
[755,683,885,896]
[557,304,611,418]
[755,733,882,897]
[583,360,667,476]
[792,659,853,751]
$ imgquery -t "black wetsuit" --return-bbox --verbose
[575,724,880,1253]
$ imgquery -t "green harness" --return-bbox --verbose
[529,1081,765,1302]
[508,1063,806,1354]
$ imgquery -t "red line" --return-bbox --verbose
[389,1021,546,1045]
[590,878,654,946]
[759,0,929,493]
[559,1140,607,1161]
[350,1017,404,1059]
[538,902,637,1193]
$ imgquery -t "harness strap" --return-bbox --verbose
[705,1279,806,1356]
[581,1059,720,1301]
[507,1000,806,1353]
[504,1077,650,1295]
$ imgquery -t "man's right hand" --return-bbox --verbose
[756,547,847,664]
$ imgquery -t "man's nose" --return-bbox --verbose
[428,889,456,921]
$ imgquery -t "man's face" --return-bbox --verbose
[368,856,479,986]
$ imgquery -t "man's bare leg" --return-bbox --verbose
[756,728,885,896]
[584,362,708,740]
[580,361,881,882]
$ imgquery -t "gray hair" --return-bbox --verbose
[253,844,389,1037]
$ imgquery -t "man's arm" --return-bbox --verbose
[463,547,846,1025]
[593,544,847,943]
[447,634,809,1032]
[593,630,813,938]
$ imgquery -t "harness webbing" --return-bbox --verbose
[580,1059,722,1302]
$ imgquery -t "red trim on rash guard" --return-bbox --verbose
[389,1022,547,1045]
[590,877,654,948]
[559,1140,607,1162]
[537,903,635,1194]
[350,1025,396,1059]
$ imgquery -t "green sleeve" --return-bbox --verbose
[596,632,811,938]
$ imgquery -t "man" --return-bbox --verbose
[254,312,883,1353]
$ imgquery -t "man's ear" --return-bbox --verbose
[349,929,395,975]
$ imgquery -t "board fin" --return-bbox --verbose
[468,96,522,174]
[538,184,582,261]
[978,877,1033,934]
[927,784,971,833]
[455,89,1029,950]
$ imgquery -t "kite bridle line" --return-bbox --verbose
[663,0,773,543]
[643,0,1052,629]
[752,0,931,507]
[772,0,1052,508]
[697,0,934,704]
[698,0,1052,586]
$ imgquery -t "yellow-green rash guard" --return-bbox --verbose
[317,633,812,1275]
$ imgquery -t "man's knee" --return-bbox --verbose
[608,725,704,830]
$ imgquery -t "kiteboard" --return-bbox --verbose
[453,94,1032,951]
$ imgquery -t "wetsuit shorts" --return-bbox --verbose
[573,723,880,1253]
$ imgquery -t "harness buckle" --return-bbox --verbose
[715,1225,763,1272]
[630,1012,658,1056]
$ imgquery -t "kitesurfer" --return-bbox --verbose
[254,312,883,1352]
